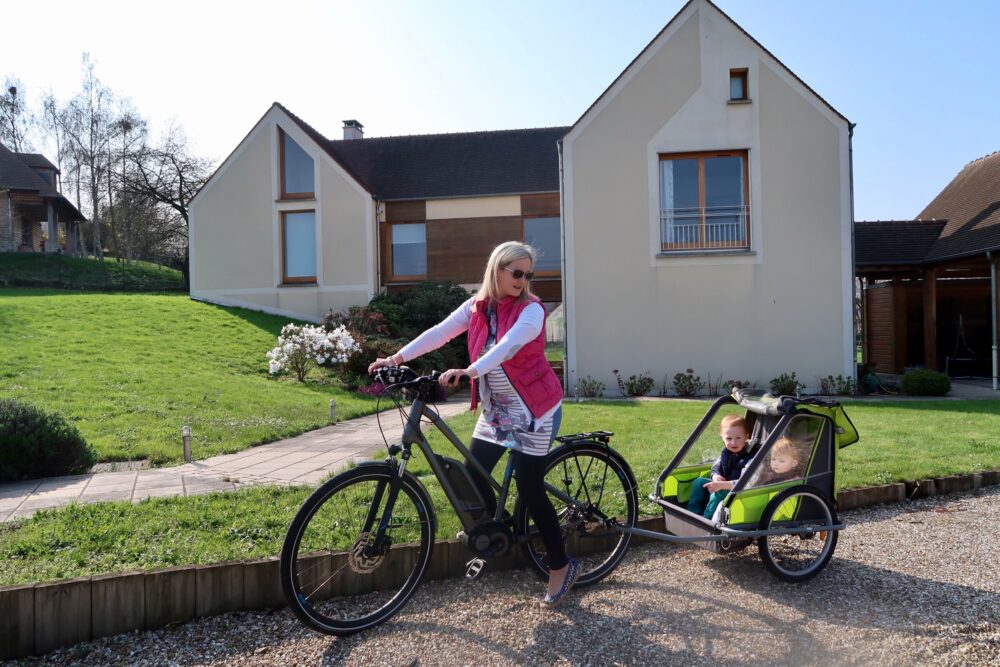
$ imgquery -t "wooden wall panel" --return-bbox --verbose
[531,278,562,302]
[865,285,896,373]
[520,193,560,218]
[384,200,426,222]
[426,217,522,283]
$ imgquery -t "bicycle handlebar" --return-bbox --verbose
[374,366,441,389]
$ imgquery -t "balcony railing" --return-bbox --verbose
[660,205,750,250]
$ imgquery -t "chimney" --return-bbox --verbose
[342,119,364,140]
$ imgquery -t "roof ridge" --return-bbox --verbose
[963,149,1000,169]
[330,125,571,143]
[855,219,946,225]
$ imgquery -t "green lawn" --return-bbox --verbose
[2,397,998,586]
[0,252,184,291]
[0,289,378,464]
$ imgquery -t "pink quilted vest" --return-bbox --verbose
[467,295,563,418]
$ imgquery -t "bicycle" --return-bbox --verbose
[279,366,639,635]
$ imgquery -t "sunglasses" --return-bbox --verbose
[502,267,535,281]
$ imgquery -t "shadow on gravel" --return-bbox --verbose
[704,543,999,634]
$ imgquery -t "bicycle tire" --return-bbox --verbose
[516,443,638,587]
[756,484,839,583]
[280,463,435,635]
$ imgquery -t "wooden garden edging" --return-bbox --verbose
[3,470,999,660]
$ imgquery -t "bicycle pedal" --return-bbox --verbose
[465,557,486,580]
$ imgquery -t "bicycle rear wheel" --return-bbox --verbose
[516,443,638,587]
[280,464,435,635]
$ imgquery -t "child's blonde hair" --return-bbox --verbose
[770,437,800,462]
[475,241,536,304]
[719,414,749,435]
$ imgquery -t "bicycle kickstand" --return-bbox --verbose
[465,557,487,580]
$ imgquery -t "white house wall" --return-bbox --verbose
[563,2,852,394]
[189,107,374,322]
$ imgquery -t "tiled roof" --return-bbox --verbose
[0,142,85,220]
[854,220,947,266]
[15,153,58,171]
[0,142,58,195]
[277,104,566,200]
[918,150,1000,262]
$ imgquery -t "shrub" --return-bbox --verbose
[321,306,391,338]
[365,282,472,372]
[901,369,951,396]
[575,376,606,398]
[613,370,655,397]
[769,372,799,396]
[672,369,704,397]
[0,400,96,481]
[817,374,856,396]
[267,324,359,381]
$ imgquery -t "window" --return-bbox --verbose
[729,68,748,101]
[279,128,314,199]
[281,211,316,283]
[391,223,427,279]
[523,216,561,274]
[659,150,749,252]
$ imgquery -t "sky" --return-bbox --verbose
[2,0,998,221]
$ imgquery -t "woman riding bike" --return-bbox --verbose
[368,241,579,607]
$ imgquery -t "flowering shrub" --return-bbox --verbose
[267,324,360,382]
[575,376,606,398]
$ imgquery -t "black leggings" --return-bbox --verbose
[465,438,569,571]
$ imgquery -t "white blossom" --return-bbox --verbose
[266,323,360,381]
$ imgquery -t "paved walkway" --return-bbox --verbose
[0,400,468,523]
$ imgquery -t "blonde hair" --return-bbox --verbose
[719,414,749,435]
[475,241,536,304]
[770,437,800,462]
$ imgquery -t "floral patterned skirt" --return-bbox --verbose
[471,367,555,457]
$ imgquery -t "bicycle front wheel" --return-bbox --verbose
[280,464,435,635]
[516,443,638,587]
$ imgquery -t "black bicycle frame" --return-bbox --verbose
[377,394,607,539]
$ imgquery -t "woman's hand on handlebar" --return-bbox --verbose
[368,355,400,375]
[439,367,478,387]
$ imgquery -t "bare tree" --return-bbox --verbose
[57,54,115,259]
[125,125,212,286]
[0,76,32,152]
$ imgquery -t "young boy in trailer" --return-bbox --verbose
[687,415,753,519]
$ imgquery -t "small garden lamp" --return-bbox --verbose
[181,425,192,462]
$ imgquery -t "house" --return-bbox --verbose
[0,142,85,254]
[188,106,565,322]
[856,150,1000,385]
[561,0,855,393]
[190,0,855,392]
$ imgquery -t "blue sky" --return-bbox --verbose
[2,0,998,221]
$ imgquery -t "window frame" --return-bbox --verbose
[387,221,428,282]
[729,68,749,102]
[278,128,315,200]
[522,215,562,277]
[658,149,751,253]
[280,209,317,284]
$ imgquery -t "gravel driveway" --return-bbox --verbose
[17,487,999,666]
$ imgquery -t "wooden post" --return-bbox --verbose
[923,268,938,370]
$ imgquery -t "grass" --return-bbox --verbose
[0,289,378,464]
[544,342,565,362]
[1,397,998,586]
[0,252,184,291]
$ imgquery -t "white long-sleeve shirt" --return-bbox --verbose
[397,297,545,377]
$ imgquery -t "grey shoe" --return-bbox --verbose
[540,558,581,609]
